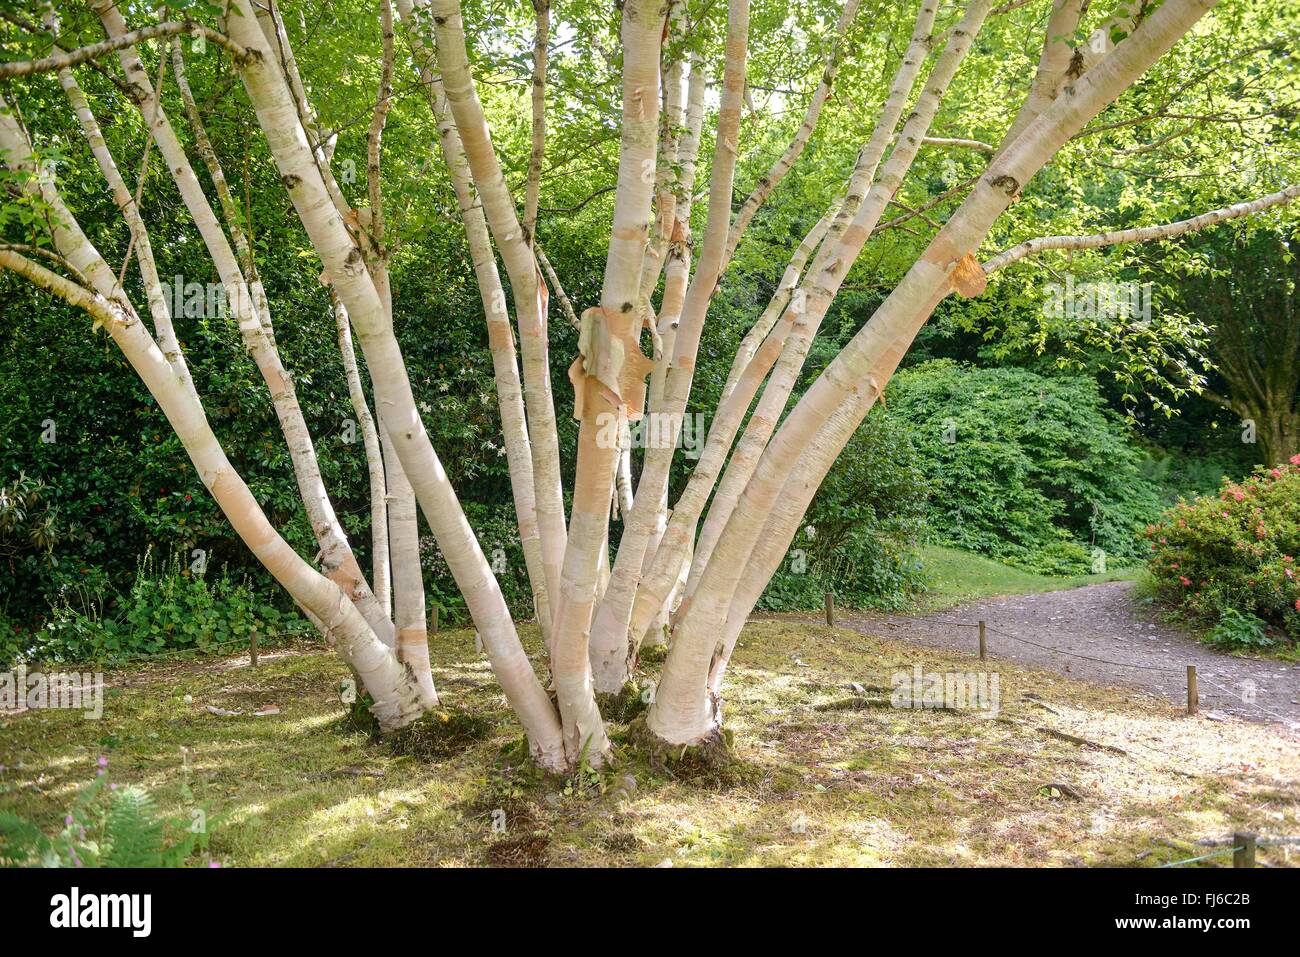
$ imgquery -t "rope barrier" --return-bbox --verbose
[1199,673,1299,726]
[980,625,1183,673]
[864,613,1299,726]
[1158,845,1242,868]
[1197,834,1300,847]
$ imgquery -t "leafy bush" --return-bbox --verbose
[0,761,215,868]
[760,410,929,611]
[0,470,60,568]
[1208,608,1274,652]
[1144,456,1300,644]
[883,360,1162,574]
[2,548,309,667]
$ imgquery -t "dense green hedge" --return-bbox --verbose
[882,360,1164,574]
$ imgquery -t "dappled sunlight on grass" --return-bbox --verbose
[2,619,1296,867]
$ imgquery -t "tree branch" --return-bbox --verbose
[0,21,255,78]
[984,184,1300,273]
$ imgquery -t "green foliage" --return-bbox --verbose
[1144,456,1300,643]
[760,410,929,610]
[0,470,60,566]
[2,548,308,667]
[1,0,1296,650]
[0,763,215,868]
[1208,607,1275,652]
[884,360,1162,574]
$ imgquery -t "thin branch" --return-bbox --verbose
[921,136,995,153]
[0,21,255,78]
[535,245,579,328]
[984,184,1300,273]
[523,0,549,245]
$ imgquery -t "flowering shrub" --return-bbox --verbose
[1144,455,1300,646]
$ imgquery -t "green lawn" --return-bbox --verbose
[916,545,1140,610]
[2,618,1292,867]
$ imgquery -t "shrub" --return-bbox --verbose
[1208,608,1274,652]
[759,409,929,610]
[2,548,309,667]
[883,360,1162,574]
[1144,456,1300,643]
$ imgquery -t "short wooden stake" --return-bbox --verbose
[978,620,986,661]
[1186,665,1198,715]
[430,604,440,634]
[1233,832,1256,868]
[824,592,835,627]
[249,630,259,668]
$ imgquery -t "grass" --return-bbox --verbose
[3,617,1296,868]
[915,545,1140,610]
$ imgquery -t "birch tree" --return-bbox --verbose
[2,0,1294,771]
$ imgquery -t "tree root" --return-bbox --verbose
[813,697,893,712]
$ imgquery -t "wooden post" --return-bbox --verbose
[978,620,986,661]
[824,592,835,627]
[249,630,259,668]
[430,603,440,634]
[1233,832,1256,868]
[1186,665,1198,715]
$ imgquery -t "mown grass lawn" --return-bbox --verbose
[2,615,1295,867]
[915,545,1140,610]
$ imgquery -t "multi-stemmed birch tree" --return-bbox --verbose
[1,0,1295,771]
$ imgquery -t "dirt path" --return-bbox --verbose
[841,580,1300,730]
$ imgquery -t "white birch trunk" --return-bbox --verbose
[587,0,749,692]
[225,0,567,771]
[333,295,392,625]
[649,0,1219,745]
[0,117,423,730]
[94,1,395,645]
[397,0,554,644]
[420,0,569,614]
[549,0,668,760]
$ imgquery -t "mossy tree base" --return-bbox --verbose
[596,680,650,723]
[624,714,734,773]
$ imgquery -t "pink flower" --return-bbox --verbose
[1290,454,1300,466]
[1271,468,1282,478]
[1179,576,1192,586]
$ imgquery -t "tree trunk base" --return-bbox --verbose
[595,680,650,723]
[382,709,498,760]
[625,714,734,772]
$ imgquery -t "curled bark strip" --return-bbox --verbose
[949,252,988,297]
[569,306,656,423]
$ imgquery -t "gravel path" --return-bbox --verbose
[841,581,1300,730]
